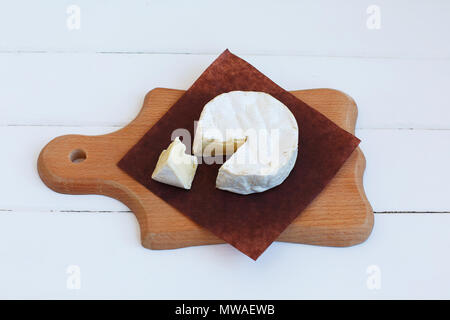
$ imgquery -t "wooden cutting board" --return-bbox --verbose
[38,88,373,250]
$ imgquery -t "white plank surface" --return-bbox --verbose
[1,0,449,59]
[359,129,450,212]
[0,0,449,299]
[0,212,449,299]
[1,53,449,129]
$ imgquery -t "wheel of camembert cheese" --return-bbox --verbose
[193,91,299,195]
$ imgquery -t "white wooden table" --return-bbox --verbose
[1,0,449,299]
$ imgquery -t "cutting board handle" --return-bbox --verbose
[38,134,113,195]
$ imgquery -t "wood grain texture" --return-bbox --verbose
[37,88,373,250]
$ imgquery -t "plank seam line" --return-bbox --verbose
[0,209,449,214]
[375,211,450,214]
[3,124,450,131]
[0,50,449,61]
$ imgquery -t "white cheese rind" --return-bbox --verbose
[151,137,198,189]
[216,147,298,195]
[193,91,299,194]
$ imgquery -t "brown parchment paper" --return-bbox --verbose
[118,50,360,260]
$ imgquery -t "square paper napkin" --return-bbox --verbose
[118,50,360,259]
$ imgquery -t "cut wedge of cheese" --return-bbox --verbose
[152,137,198,189]
[193,91,299,194]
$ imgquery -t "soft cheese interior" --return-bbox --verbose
[152,137,198,189]
[193,91,299,194]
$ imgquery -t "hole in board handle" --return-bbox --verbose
[69,149,87,163]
